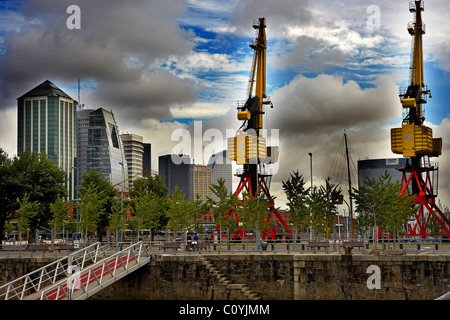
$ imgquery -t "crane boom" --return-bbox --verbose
[390,0,441,163]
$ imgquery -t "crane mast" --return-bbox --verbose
[390,1,449,237]
[220,18,291,241]
[391,0,441,166]
[228,17,273,196]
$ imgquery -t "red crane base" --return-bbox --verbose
[399,167,450,238]
[214,174,292,240]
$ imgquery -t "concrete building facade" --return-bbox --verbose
[120,133,144,188]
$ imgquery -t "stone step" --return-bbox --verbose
[226,283,246,290]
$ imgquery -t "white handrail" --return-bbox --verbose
[38,241,150,300]
[0,242,108,300]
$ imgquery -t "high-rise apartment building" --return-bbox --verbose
[189,165,211,201]
[159,154,190,198]
[208,150,232,200]
[120,133,144,187]
[77,108,127,188]
[17,80,77,199]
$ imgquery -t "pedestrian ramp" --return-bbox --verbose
[0,241,152,300]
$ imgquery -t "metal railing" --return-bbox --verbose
[37,241,151,300]
[0,242,109,300]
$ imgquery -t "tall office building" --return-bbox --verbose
[17,80,77,199]
[143,143,152,174]
[208,150,233,201]
[357,158,408,189]
[189,165,211,201]
[77,108,127,188]
[158,154,190,198]
[120,133,144,187]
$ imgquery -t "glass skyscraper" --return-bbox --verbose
[17,80,77,199]
[77,108,127,189]
[159,154,190,199]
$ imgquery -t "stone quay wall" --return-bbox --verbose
[1,252,449,300]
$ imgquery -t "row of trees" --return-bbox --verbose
[282,171,342,241]
[0,148,274,243]
[1,147,421,244]
[282,169,418,242]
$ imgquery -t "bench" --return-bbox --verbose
[306,241,329,250]
[196,242,210,251]
[341,241,364,254]
[55,244,75,252]
[161,243,181,251]
[31,244,50,252]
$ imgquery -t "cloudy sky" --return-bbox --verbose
[0,0,449,210]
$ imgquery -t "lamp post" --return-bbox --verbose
[71,166,79,235]
[308,153,313,241]
[119,162,124,242]
[308,153,313,193]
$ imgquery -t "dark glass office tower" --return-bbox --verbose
[17,80,78,199]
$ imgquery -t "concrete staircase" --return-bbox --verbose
[199,257,260,300]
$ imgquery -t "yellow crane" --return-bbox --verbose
[390,0,449,237]
[220,18,291,240]
[391,0,441,162]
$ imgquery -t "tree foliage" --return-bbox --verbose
[283,171,342,239]
[318,177,342,238]
[129,176,169,232]
[78,181,107,240]
[208,178,236,234]
[0,149,67,242]
[235,190,272,235]
[16,194,40,240]
[165,186,193,234]
[50,197,73,235]
[79,169,116,241]
[352,170,417,244]
[282,171,310,235]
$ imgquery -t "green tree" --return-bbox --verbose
[130,191,161,239]
[305,187,327,240]
[0,148,13,241]
[166,186,193,236]
[282,171,310,241]
[130,176,169,232]
[0,150,67,242]
[79,182,107,241]
[354,211,372,240]
[319,177,342,238]
[235,190,272,239]
[191,194,209,234]
[208,178,237,236]
[109,198,126,240]
[16,194,40,241]
[352,171,417,247]
[49,197,73,238]
[80,169,116,241]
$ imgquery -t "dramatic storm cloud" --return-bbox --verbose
[0,0,449,208]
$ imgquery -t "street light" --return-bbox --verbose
[71,166,79,235]
[119,162,124,243]
[308,153,313,194]
[308,153,313,241]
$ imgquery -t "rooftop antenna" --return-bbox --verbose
[77,79,84,110]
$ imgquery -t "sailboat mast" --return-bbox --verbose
[344,132,355,239]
